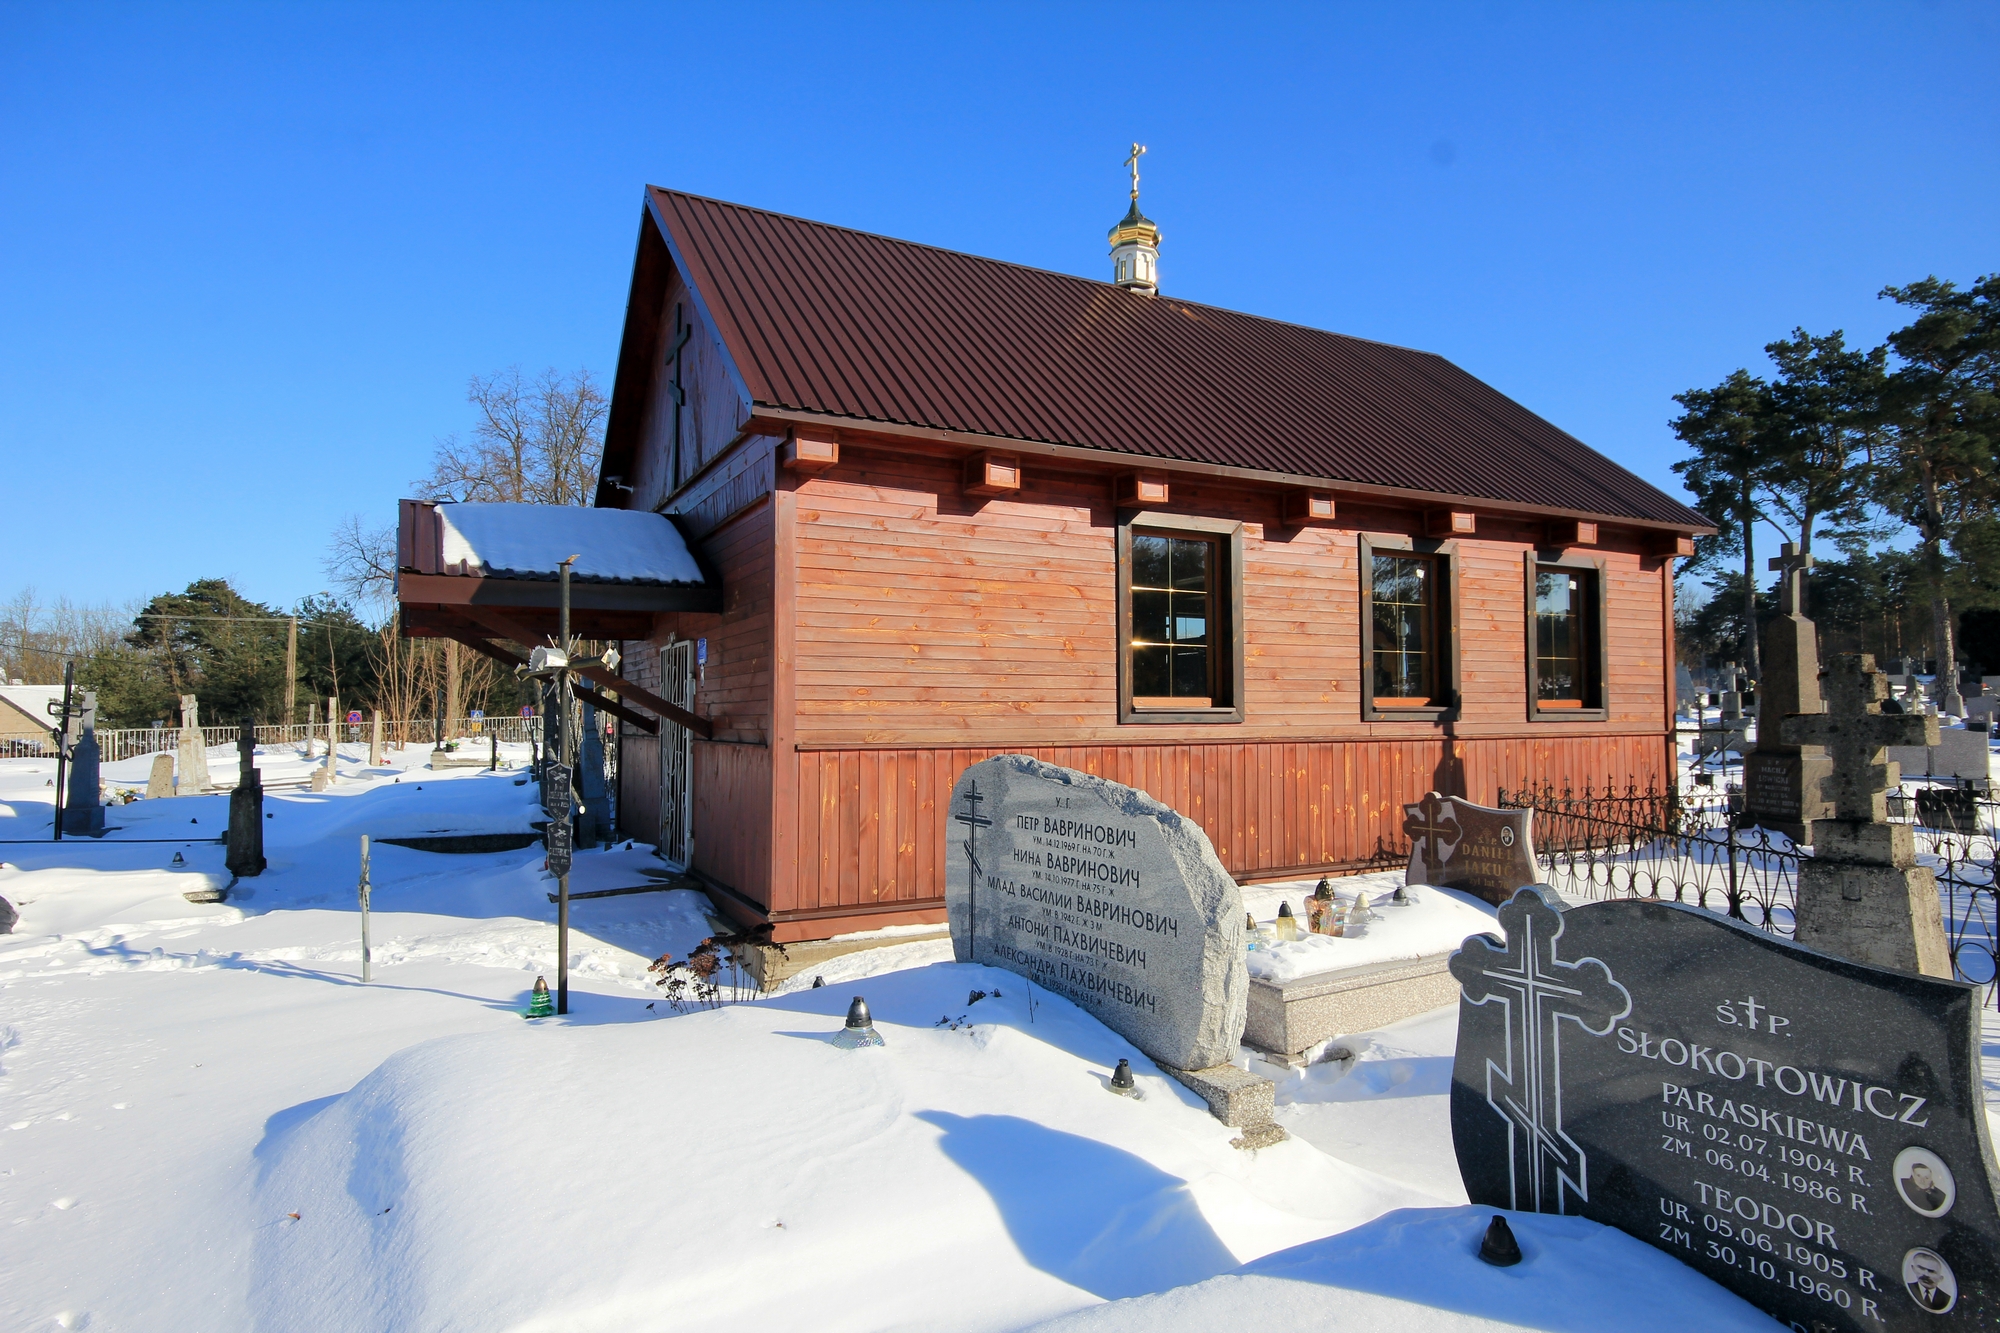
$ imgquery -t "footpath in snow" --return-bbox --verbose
[0,743,1932,1331]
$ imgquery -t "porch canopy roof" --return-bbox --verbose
[396,499,720,738]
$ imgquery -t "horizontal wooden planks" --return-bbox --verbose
[780,733,1671,916]
[788,446,1671,742]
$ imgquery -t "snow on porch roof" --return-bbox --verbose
[431,503,705,584]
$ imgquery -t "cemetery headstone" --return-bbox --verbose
[943,754,1247,1072]
[1402,791,1537,906]
[146,753,174,800]
[60,689,105,836]
[368,709,383,767]
[0,894,15,934]
[225,716,265,879]
[1744,543,1833,840]
[176,694,210,793]
[305,700,318,758]
[1451,887,2000,1331]
[1915,787,1978,836]
[1781,654,1952,977]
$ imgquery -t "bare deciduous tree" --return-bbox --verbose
[323,515,399,615]
[415,367,606,506]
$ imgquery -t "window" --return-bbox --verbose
[1526,558,1606,718]
[1359,536,1457,721]
[1118,518,1243,723]
[1131,534,1215,706]
[1371,554,1439,705]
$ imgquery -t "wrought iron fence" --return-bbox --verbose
[1498,780,1999,1006]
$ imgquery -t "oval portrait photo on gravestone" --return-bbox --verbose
[1902,1247,1957,1314]
[1894,1146,1957,1219]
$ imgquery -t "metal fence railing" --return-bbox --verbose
[1499,780,2000,1006]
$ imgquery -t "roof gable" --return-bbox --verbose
[613,187,1704,530]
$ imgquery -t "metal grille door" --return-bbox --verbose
[658,641,695,868]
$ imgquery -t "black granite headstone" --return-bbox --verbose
[1450,888,2000,1330]
[1916,788,1979,837]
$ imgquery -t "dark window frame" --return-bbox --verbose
[1524,551,1610,722]
[1358,533,1460,723]
[1116,512,1245,725]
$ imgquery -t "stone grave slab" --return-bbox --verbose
[1403,791,1537,906]
[1451,887,2000,1331]
[944,754,1247,1073]
[1889,728,1992,783]
[145,754,174,800]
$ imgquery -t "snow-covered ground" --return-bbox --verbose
[0,744,1914,1330]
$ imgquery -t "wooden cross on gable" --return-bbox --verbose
[1768,542,1813,617]
[664,304,695,490]
[1781,653,1939,822]
[1449,888,1631,1214]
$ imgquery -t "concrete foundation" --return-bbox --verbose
[1242,952,1461,1063]
[732,928,952,989]
[1163,1062,1287,1149]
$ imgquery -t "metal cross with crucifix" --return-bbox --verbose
[1123,142,1146,200]
[1780,653,1938,822]
[1402,790,1460,881]
[1768,541,1813,617]
[954,780,992,951]
[1450,888,1631,1214]
[664,304,695,490]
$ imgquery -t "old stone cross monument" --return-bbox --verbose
[1743,542,1831,839]
[1781,652,1951,976]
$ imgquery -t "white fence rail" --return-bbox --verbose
[4,717,542,763]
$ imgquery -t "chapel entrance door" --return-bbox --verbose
[658,640,695,868]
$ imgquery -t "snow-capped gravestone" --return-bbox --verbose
[1450,888,2000,1330]
[944,755,1247,1071]
[1403,791,1537,906]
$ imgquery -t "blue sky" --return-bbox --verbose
[2,3,1994,613]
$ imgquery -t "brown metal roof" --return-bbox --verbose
[640,187,1706,529]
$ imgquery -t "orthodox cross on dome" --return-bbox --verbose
[1450,889,1631,1215]
[1769,542,1814,617]
[1781,653,1937,822]
[1124,142,1146,200]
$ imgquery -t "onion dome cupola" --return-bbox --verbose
[1108,142,1161,296]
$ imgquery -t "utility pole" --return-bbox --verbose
[284,616,298,729]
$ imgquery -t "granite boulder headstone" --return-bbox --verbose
[145,753,174,800]
[944,755,1246,1072]
[1403,791,1538,906]
[1451,887,2000,1330]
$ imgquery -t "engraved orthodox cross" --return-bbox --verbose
[664,304,695,489]
[1780,653,1938,821]
[1402,791,1460,881]
[1769,542,1813,617]
[1450,889,1631,1214]
[954,780,992,949]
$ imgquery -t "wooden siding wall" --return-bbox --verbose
[770,440,1674,931]
[792,735,1668,923]
[617,436,778,907]
[627,264,752,515]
